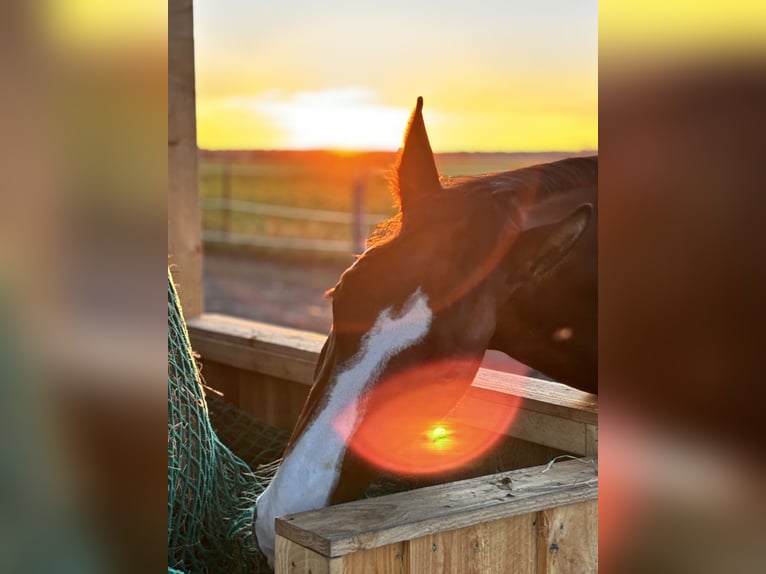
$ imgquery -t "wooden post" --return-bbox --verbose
[168,0,203,317]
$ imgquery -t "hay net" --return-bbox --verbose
[167,269,286,574]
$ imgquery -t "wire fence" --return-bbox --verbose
[199,150,592,258]
[201,197,388,254]
[200,160,391,256]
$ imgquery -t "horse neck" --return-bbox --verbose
[491,220,597,393]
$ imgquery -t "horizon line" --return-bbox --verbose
[198,147,599,155]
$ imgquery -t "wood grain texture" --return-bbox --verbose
[508,410,590,456]
[197,359,240,405]
[168,0,203,316]
[200,358,309,431]
[407,514,537,574]
[455,388,592,455]
[276,458,597,559]
[275,536,330,574]
[536,500,598,573]
[585,425,598,457]
[187,313,324,385]
[276,502,597,574]
[277,537,406,574]
[471,370,597,425]
[340,543,406,574]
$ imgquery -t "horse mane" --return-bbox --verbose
[453,155,597,200]
[366,212,402,249]
[367,155,597,249]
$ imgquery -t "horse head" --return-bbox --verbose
[254,98,597,567]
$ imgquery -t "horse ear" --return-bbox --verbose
[395,97,441,217]
[516,203,593,281]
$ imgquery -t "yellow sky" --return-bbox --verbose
[600,1,766,55]
[193,1,598,152]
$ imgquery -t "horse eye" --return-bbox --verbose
[552,327,573,341]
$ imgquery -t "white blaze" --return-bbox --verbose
[254,288,432,567]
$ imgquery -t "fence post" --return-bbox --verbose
[351,177,366,254]
[168,0,203,316]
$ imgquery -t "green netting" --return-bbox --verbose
[205,392,290,473]
[168,269,281,574]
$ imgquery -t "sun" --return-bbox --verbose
[253,88,411,151]
[281,100,407,151]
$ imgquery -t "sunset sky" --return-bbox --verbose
[193,0,597,152]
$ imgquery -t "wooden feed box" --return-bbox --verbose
[276,458,597,573]
[187,314,598,574]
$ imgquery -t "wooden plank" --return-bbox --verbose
[186,314,596,419]
[472,369,597,425]
[186,316,597,411]
[455,388,591,455]
[276,501,597,573]
[197,359,240,405]
[341,543,405,574]
[508,411,589,456]
[276,496,597,574]
[168,0,203,316]
[187,313,325,355]
[187,313,324,384]
[275,536,330,574]
[199,358,308,430]
[585,424,598,457]
[188,313,597,451]
[276,538,405,574]
[486,437,570,476]
[536,500,598,573]
[236,371,308,431]
[407,514,537,574]
[276,458,597,558]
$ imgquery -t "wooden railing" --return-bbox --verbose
[186,313,597,455]
[276,458,597,573]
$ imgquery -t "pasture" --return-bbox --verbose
[199,150,594,259]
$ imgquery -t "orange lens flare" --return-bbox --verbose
[334,359,522,475]
[427,425,450,448]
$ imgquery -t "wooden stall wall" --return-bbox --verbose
[199,358,309,432]
[188,313,321,431]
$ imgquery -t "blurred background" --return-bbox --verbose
[191,0,597,334]
[0,1,763,573]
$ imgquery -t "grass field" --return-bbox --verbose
[198,149,595,258]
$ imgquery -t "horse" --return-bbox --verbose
[254,97,597,567]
